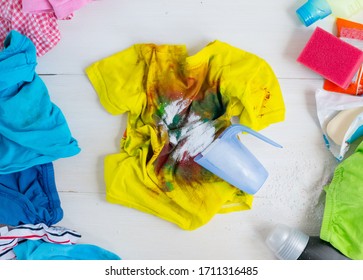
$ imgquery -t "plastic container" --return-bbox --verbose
[265,224,350,260]
[194,124,282,194]
[296,0,363,27]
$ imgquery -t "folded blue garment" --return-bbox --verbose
[14,240,121,260]
[0,30,80,174]
[0,163,63,226]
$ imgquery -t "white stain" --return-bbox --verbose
[158,99,216,162]
[172,113,216,161]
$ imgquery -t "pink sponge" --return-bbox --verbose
[297,27,363,89]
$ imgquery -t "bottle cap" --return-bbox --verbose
[296,0,332,27]
[265,224,309,260]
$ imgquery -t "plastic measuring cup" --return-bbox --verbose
[194,124,282,194]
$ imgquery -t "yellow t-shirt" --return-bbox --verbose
[86,40,285,230]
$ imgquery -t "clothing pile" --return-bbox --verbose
[0,30,119,260]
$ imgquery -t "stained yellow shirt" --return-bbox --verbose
[86,40,285,230]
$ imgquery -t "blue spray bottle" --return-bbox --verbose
[296,0,363,27]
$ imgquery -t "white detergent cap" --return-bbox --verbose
[265,224,309,260]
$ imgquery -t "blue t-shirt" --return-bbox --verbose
[13,240,121,260]
[0,30,80,174]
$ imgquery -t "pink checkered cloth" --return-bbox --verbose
[0,0,70,57]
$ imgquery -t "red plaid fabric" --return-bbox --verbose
[0,0,63,57]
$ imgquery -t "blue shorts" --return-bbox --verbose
[0,163,63,226]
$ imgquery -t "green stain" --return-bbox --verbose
[191,89,226,120]
[165,181,174,191]
[174,129,182,139]
[171,114,182,129]
[155,95,169,118]
[169,130,181,143]
[124,137,131,149]
[156,103,166,117]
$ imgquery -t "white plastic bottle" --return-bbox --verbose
[265,224,350,260]
[296,0,363,27]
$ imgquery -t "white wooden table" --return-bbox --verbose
[35,0,363,259]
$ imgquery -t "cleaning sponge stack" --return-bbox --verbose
[297,26,363,89]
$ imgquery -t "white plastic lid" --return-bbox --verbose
[265,224,309,260]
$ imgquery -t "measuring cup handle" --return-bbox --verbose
[221,124,282,148]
